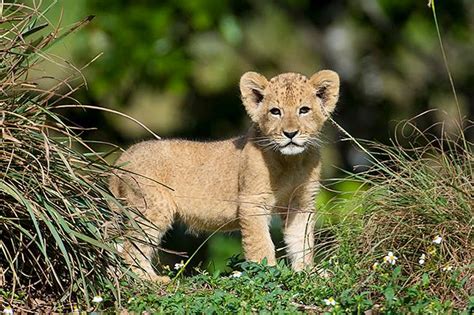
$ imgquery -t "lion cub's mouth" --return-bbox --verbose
[282,141,302,148]
[280,142,305,155]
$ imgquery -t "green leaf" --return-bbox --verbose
[22,23,48,38]
[422,273,430,287]
[38,210,71,290]
[384,286,395,303]
[392,265,402,279]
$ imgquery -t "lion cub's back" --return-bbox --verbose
[115,137,242,204]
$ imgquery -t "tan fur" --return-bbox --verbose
[109,71,340,280]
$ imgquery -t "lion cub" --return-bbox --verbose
[109,70,339,280]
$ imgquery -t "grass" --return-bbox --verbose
[0,2,147,311]
[93,228,472,314]
[355,122,472,304]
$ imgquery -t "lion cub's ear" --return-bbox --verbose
[310,70,340,115]
[240,72,269,122]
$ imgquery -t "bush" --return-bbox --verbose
[0,2,143,311]
[312,111,472,312]
[352,119,473,308]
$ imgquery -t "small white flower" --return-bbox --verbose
[92,296,103,303]
[323,297,336,306]
[372,262,379,270]
[230,271,242,278]
[3,306,13,314]
[419,254,426,265]
[433,235,442,244]
[442,265,453,272]
[383,251,398,265]
[174,262,185,270]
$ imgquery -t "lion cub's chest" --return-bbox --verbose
[269,164,317,207]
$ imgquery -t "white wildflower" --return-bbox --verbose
[174,262,185,270]
[442,265,453,272]
[383,251,398,265]
[3,306,13,314]
[323,297,336,306]
[230,271,242,278]
[433,235,442,244]
[419,254,426,265]
[92,296,103,303]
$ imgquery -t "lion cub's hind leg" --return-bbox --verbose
[121,185,177,282]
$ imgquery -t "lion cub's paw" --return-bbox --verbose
[135,271,171,284]
[151,275,171,284]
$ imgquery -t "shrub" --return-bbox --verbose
[0,2,143,311]
[319,114,473,311]
[355,120,472,307]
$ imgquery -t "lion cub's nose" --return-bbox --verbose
[283,131,298,139]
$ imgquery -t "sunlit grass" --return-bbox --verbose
[349,120,473,306]
[0,2,147,311]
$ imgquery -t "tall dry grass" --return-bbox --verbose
[353,118,472,302]
[0,2,145,310]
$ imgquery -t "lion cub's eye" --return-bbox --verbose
[269,108,281,116]
[299,106,311,115]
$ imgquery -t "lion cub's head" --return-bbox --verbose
[240,71,339,155]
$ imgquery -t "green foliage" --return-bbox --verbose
[205,234,242,272]
[349,122,473,301]
[76,1,238,99]
[0,2,146,309]
[88,256,470,314]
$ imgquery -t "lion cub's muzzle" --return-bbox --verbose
[279,130,306,155]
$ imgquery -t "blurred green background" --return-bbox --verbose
[41,0,473,272]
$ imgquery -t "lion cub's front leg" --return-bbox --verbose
[283,209,315,271]
[239,203,276,265]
